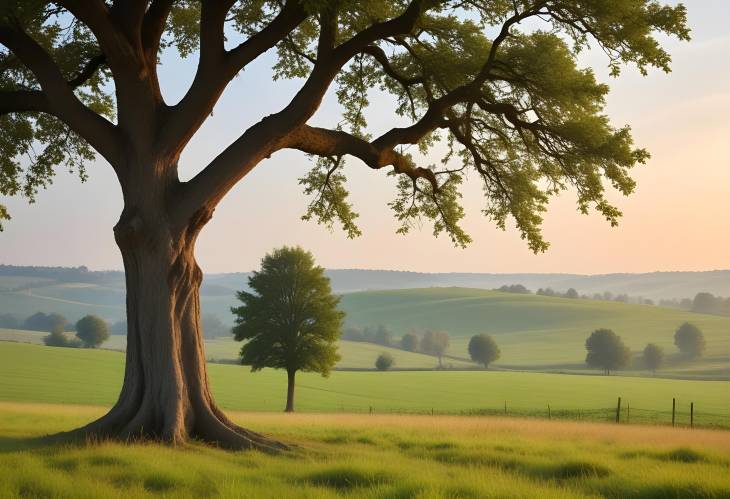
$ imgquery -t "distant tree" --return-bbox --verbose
[0,313,19,329]
[564,288,579,299]
[401,332,419,352]
[43,325,70,348]
[422,330,450,368]
[468,334,501,368]
[613,294,629,303]
[692,292,719,315]
[201,314,228,338]
[642,343,664,374]
[24,312,68,332]
[232,247,343,412]
[585,329,631,375]
[43,324,81,348]
[375,353,394,371]
[374,325,393,347]
[75,315,110,348]
[497,284,531,294]
[674,322,706,358]
[537,288,557,297]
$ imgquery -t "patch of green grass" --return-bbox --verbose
[1,404,729,498]
[1,342,729,428]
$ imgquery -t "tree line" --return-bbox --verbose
[585,322,706,375]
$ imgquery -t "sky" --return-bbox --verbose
[1,1,729,275]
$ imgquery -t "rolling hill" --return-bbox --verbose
[3,286,728,378]
[339,288,730,377]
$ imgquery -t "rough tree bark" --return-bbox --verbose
[50,167,286,451]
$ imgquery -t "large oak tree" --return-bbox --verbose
[0,1,688,449]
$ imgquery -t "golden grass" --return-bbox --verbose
[5,401,729,451]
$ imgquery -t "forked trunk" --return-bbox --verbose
[54,198,285,451]
[285,370,295,412]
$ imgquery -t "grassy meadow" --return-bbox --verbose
[1,342,728,427]
[1,402,729,498]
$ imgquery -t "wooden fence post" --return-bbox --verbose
[504,400,507,415]
[672,398,676,427]
[690,402,694,428]
[627,402,630,424]
[616,397,621,423]
[548,404,551,420]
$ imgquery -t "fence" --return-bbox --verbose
[339,399,730,430]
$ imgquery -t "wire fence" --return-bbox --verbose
[321,400,730,430]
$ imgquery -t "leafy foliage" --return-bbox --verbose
[421,330,449,366]
[0,0,690,251]
[400,332,419,352]
[674,322,705,358]
[468,333,501,368]
[585,328,630,374]
[375,352,394,371]
[231,246,343,376]
[642,343,664,373]
[75,315,109,348]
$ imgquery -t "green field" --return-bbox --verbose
[0,329,467,370]
[5,286,730,377]
[1,343,728,427]
[1,402,729,498]
[341,288,730,377]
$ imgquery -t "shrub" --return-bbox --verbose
[375,353,394,371]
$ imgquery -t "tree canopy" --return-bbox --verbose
[422,329,449,367]
[375,352,394,371]
[232,246,343,374]
[642,342,664,373]
[674,322,705,358]
[468,333,500,368]
[231,246,343,411]
[0,1,689,250]
[75,314,109,348]
[585,328,630,375]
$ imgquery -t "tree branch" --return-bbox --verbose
[158,0,308,158]
[0,24,121,166]
[286,125,439,191]
[178,0,429,219]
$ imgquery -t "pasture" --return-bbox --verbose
[1,343,728,427]
[1,402,729,498]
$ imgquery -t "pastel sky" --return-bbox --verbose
[1,1,728,274]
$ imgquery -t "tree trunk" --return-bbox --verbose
[52,200,285,452]
[285,370,295,413]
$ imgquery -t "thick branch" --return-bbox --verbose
[159,0,308,158]
[287,125,438,190]
[0,24,121,166]
[179,1,428,218]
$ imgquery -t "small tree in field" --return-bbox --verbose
[642,343,664,374]
[44,324,69,347]
[232,247,343,413]
[401,332,419,352]
[674,322,705,358]
[422,330,450,368]
[375,353,394,371]
[75,315,109,348]
[0,0,688,448]
[468,333,500,368]
[585,329,630,375]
